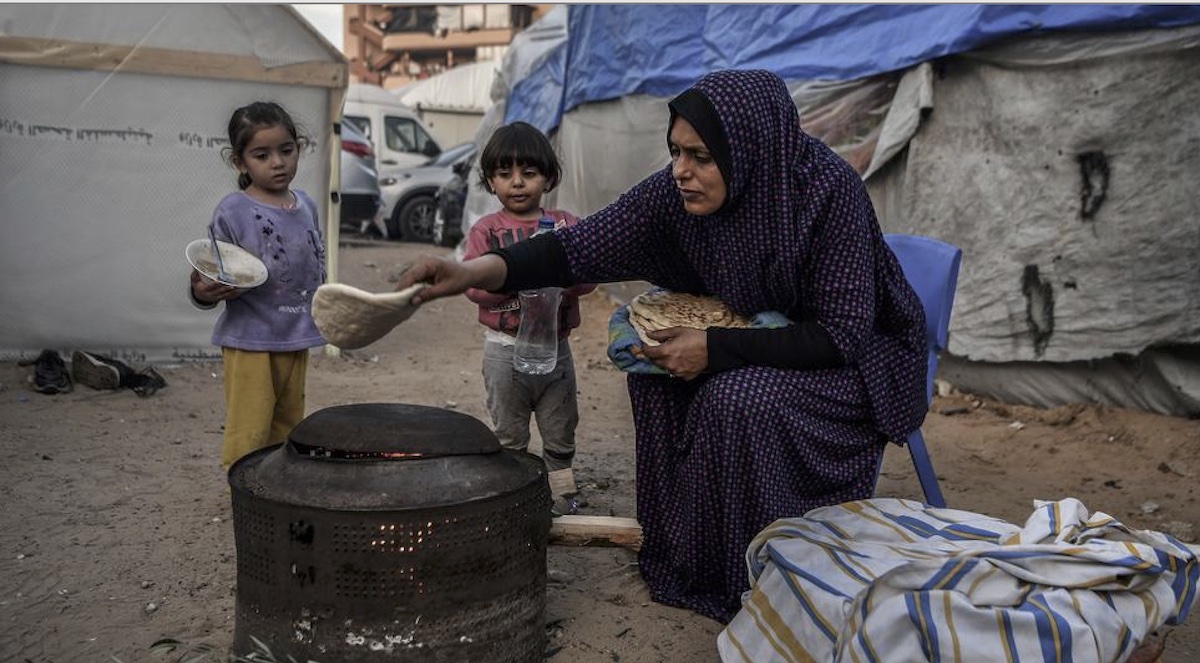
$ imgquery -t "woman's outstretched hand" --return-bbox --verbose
[395,253,508,305]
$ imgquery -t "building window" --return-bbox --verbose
[386,6,438,34]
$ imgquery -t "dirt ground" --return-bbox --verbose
[3,239,1200,663]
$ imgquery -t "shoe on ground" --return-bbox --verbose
[72,350,122,390]
[130,366,167,398]
[551,495,580,518]
[24,349,72,395]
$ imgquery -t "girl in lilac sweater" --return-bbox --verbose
[189,102,326,469]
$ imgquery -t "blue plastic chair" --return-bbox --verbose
[881,233,963,508]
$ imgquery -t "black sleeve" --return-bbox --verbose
[706,322,845,372]
[489,231,841,371]
[488,232,574,292]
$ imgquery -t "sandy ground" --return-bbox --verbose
[2,239,1199,663]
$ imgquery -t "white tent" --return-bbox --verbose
[398,59,499,146]
[0,3,348,363]
[484,5,1200,416]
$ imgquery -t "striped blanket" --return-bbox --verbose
[718,498,1197,663]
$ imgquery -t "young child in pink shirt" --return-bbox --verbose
[462,121,596,514]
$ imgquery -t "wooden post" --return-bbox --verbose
[548,515,642,552]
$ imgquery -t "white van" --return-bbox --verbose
[343,83,443,171]
[342,83,446,241]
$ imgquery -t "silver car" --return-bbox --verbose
[339,119,386,238]
[379,142,477,243]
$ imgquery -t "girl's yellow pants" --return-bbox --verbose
[220,348,308,469]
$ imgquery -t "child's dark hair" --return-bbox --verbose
[222,101,311,190]
[477,121,561,192]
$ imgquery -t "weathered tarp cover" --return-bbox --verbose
[479,4,1200,415]
[507,4,1200,133]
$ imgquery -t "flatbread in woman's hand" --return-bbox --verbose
[627,291,750,347]
[311,283,427,349]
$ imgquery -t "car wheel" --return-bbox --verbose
[396,194,436,244]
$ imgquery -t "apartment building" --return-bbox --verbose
[344,4,554,90]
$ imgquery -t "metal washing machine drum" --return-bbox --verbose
[228,402,551,662]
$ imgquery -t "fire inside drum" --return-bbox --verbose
[228,403,552,662]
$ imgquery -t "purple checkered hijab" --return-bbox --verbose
[564,68,874,326]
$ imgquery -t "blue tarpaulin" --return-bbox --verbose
[506,4,1200,132]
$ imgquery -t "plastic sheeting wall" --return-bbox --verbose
[878,36,1200,364]
[508,4,1200,136]
[0,64,331,362]
[0,4,344,363]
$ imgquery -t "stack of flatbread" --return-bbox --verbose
[628,291,751,347]
[311,282,427,350]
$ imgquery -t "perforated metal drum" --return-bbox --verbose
[228,403,551,662]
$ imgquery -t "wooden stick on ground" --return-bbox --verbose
[549,515,642,551]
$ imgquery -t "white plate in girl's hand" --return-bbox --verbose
[185,239,268,288]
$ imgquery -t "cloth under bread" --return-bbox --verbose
[608,289,790,374]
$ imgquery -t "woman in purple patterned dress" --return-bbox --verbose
[396,69,927,623]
